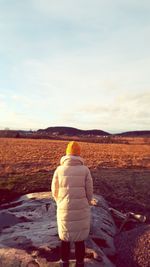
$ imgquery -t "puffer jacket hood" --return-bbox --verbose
[60,155,84,166]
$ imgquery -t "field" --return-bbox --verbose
[0,137,150,220]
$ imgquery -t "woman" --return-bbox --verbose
[51,141,93,267]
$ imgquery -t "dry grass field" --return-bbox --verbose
[0,137,150,219]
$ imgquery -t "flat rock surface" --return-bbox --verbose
[0,192,116,267]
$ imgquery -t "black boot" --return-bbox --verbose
[60,260,69,267]
[75,261,84,267]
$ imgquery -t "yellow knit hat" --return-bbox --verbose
[66,141,81,156]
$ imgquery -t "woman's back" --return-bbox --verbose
[56,155,89,205]
[52,155,92,241]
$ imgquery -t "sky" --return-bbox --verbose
[0,0,150,133]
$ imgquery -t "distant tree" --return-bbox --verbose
[16,132,20,138]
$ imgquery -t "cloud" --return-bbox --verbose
[0,109,48,130]
[68,91,150,132]
[117,91,150,106]
[3,55,149,132]
[11,94,33,107]
[32,0,150,21]
[0,94,7,109]
[0,1,150,132]
[0,100,6,109]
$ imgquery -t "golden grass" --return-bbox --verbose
[0,137,150,217]
[0,138,150,176]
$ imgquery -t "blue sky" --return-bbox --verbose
[0,0,150,133]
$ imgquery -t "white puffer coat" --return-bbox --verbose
[51,155,93,241]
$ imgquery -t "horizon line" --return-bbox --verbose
[0,126,150,135]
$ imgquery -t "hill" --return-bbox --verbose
[37,126,110,136]
[0,127,150,141]
[117,130,150,137]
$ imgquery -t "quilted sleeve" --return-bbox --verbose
[51,168,59,201]
[85,167,93,204]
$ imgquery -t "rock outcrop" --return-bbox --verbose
[0,193,116,267]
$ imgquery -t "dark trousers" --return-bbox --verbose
[61,240,85,263]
